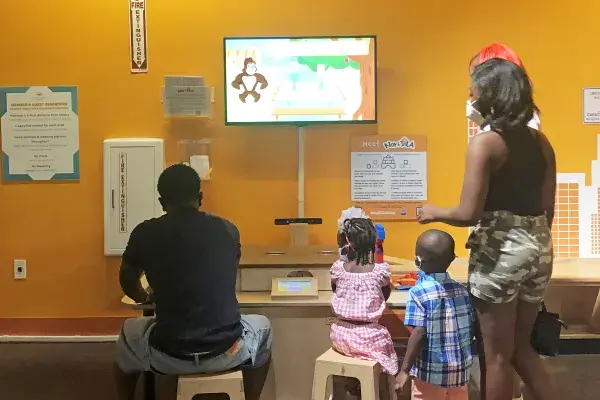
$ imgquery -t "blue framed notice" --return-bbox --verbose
[0,86,79,181]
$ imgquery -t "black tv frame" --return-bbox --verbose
[223,35,378,127]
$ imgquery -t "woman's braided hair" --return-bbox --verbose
[341,217,377,265]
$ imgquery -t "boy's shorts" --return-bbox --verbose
[116,314,272,375]
[467,211,553,304]
[412,379,468,400]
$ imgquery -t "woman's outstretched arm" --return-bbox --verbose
[421,134,493,226]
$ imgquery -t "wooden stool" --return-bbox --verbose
[312,348,397,400]
[177,370,245,400]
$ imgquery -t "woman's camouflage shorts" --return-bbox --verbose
[467,211,553,304]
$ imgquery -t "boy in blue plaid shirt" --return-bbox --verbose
[397,229,475,400]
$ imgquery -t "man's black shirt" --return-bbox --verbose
[122,209,242,358]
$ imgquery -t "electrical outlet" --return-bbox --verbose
[14,259,26,280]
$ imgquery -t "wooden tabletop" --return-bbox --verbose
[121,251,600,306]
[123,290,410,308]
[386,256,600,286]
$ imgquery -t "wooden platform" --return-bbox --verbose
[124,250,600,342]
[562,319,600,339]
[385,256,600,286]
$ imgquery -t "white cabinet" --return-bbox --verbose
[103,138,164,256]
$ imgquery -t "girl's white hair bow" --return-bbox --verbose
[337,206,370,232]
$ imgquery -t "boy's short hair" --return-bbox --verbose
[416,229,455,263]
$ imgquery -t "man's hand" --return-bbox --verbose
[141,291,155,305]
[395,371,410,393]
[119,260,147,304]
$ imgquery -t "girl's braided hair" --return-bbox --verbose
[339,217,377,265]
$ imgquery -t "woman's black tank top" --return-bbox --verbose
[483,129,546,216]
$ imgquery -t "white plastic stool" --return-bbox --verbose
[312,348,397,400]
[177,370,245,400]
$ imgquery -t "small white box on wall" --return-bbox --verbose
[103,138,165,256]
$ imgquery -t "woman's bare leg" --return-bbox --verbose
[511,371,522,398]
[473,317,486,400]
[511,300,557,400]
[521,385,535,400]
[472,297,516,400]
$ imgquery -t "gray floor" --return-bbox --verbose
[468,356,600,400]
[0,343,597,399]
[0,342,178,399]
[542,354,600,399]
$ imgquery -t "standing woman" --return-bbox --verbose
[468,43,541,133]
[417,58,558,400]
[468,43,540,400]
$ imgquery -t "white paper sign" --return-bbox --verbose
[163,86,210,117]
[0,86,80,181]
[190,155,210,179]
[129,0,148,73]
[165,76,205,88]
[583,88,600,124]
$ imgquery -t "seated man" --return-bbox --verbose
[115,164,272,400]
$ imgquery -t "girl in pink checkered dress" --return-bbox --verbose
[330,207,398,397]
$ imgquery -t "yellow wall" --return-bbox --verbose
[0,0,598,317]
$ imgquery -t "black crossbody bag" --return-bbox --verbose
[530,302,567,357]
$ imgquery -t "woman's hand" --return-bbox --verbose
[417,204,436,224]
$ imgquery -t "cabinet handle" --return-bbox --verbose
[111,190,115,209]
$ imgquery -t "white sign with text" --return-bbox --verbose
[583,88,600,124]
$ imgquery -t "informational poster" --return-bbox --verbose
[583,88,600,124]
[163,76,211,117]
[351,135,427,221]
[0,86,80,181]
[129,0,148,73]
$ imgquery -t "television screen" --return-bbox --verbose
[223,36,377,126]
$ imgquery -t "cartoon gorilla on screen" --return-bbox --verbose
[231,57,269,103]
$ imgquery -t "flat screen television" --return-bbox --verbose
[223,36,377,126]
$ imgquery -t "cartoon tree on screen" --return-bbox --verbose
[295,38,374,120]
[295,38,360,71]
[350,38,375,121]
[296,56,359,71]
